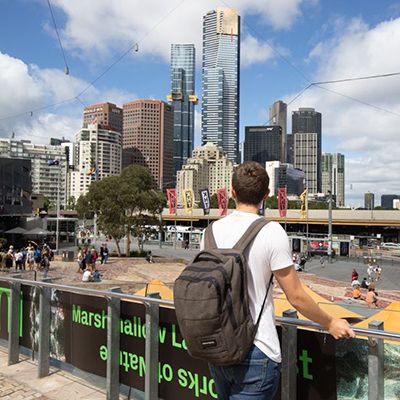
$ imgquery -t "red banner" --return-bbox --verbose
[217,188,228,216]
[166,188,177,215]
[278,187,287,218]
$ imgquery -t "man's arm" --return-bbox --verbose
[273,266,356,339]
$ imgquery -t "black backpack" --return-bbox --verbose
[174,218,273,366]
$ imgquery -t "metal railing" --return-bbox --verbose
[1,275,399,400]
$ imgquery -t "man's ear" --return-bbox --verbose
[232,188,237,200]
[263,189,270,201]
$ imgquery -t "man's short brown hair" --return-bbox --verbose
[232,161,269,205]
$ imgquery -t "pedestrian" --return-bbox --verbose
[102,244,109,264]
[352,283,362,300]
[15,249,24,270]
[184,239,189,249]
[91,248,98,270]
[195,161,355,399]
[85,248,92,271]
[365,283,378,307]
[33,247,42,270]
[5,245,15,269]
[26,243,35,271]
[100,245,104,264]
[41,246,50,278]
[76,249,84,272]
[145,251,153,263]
[351,268,359,282]
[320,255,326,268]
[361,277,369,289]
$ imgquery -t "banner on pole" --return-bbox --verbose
[278,187,287,218]
[182,189,195,214]
[199,189,211,215]
[300,188,308,219]
[166,188,177,215]
[217,188,228,216]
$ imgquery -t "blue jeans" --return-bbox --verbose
[209,345,281,400]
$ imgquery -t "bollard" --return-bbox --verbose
[8,274,21,365]
[281,309,298,400]
[38,280,52,378]
[145,294,160,400]
[106,287,121,400]
[368,320,384,400]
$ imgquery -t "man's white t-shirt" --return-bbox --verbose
[201,211,293,363]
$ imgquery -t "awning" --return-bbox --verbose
[355,301,400,343]
[274,283,363,322]
[25,227,52,236]
[4,227,28,234]
[135,279,174,301]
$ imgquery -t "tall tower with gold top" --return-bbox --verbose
[202,7,240,164]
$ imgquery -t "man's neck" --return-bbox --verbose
[235,202,259,215]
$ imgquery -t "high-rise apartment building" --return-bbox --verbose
[83,102,123,133]
[168,44,197,177]
[293,132,318,194]
[176,142,233,204]
[69,124,122,200]
[0,139,68,208]
[364,192,375,210]
[202,7,240,163]
[122,100,174,189]
[265,161,305,197]
[292,107,322,192]
[322,153,345,207]
[244,126,282,165]
[269,100,287,162]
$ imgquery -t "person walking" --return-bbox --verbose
[26,243,35,271]
[199,162,354,400]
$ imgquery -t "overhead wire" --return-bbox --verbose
[46,0,69,74]
[0,0,187,122]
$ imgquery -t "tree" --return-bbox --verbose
[43,196,51,211]
[210,194,236,209]
[66,196,76,210]
[119,165,166,253]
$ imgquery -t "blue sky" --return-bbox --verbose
[1,0,400,206]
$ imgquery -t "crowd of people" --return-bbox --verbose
[351,268,379,307]
[0,242,53,277]
[76,244,109,282]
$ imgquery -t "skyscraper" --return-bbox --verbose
[364,192,375,210]
[83,102,123,133]
[322,153,345,207]
[292,107,322,192]
[122,100,174,190]
[244,126,282,164]
[293,132,318,193]
[69,124,122,200]
[168,44,197,177]
[269,100,287,162]
[202,7,240,163]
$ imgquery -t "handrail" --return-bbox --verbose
[0,275,399,342]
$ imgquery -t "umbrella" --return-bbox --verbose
[4,227,28,234]
[25,227,52,236]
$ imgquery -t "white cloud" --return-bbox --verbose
[0,52,136,143]
[284,17,400,206]
[241,35,275,67]
[50,0,314,65]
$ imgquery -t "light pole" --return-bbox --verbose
[327,163,333,263]
[56,165,60,254]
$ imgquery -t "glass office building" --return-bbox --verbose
[169,44,196,177]
[202,7,240,163]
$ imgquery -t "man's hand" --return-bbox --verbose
[327,318,356,340]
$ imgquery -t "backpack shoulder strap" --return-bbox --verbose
[204,223,218,250]
[233,218,269,251]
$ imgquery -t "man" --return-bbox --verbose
[202,162,354,399]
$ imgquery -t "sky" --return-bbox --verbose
[1,0,400,207]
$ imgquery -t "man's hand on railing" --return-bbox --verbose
[326,317,356,339]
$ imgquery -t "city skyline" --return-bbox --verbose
[0,1,400,206]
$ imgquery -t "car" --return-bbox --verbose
[381,242,400,249]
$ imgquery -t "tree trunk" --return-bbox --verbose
[125,226,131,257]
[114,237,121,257]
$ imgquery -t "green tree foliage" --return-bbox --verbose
[66,196,76,210]
[75,165,166,256]
[43,196,51,211]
